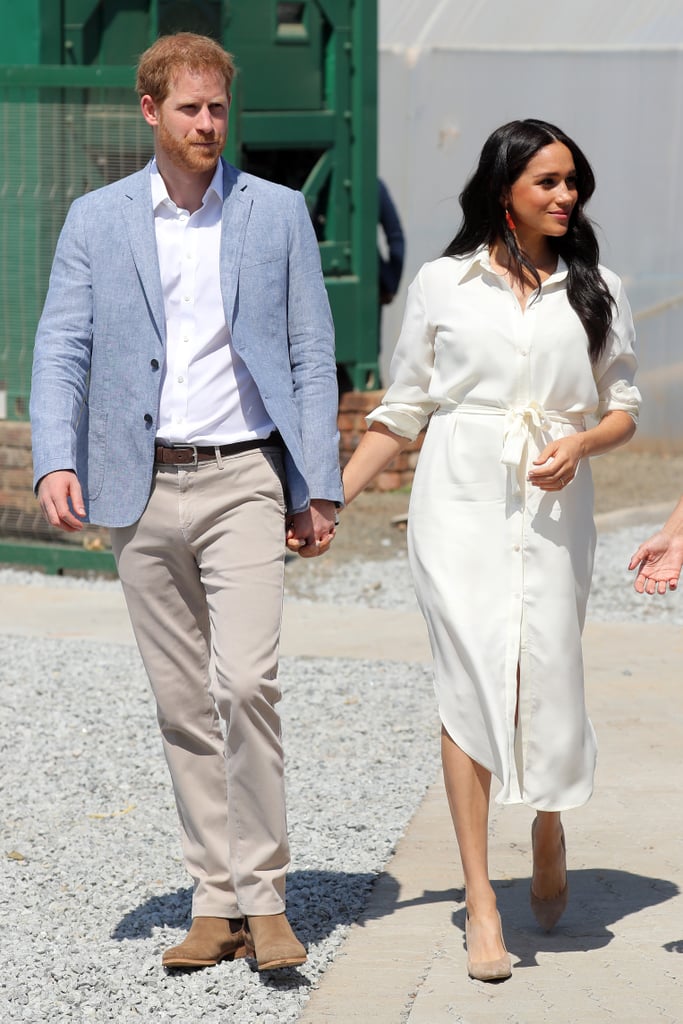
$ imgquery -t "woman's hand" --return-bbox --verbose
[628,530,683,594]
[528,410,636,492]
[628,497,683,594]
[527,434,584,491]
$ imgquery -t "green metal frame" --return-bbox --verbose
[0,0,377,411]
[0,0,377,573]
[0,540,116,575]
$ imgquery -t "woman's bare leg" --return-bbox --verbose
[441,726,507,962]
[531,811,566,898]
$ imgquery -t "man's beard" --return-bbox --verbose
[157,115,225,174]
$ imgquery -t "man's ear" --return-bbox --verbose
[140,94,159,128]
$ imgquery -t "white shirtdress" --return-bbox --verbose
[367,248,640,811]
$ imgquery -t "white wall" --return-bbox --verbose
[378,26,683,446]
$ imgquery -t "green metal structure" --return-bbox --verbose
[0,0,378,430]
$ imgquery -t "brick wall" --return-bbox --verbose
[0,396,423,542]
[338,390,423,491]
[0,421,107,546]
[0,422,43,537]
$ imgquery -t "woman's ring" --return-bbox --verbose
[559,477,565,486]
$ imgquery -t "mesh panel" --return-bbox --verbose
[0,95,153,551]
[0,95,153,422]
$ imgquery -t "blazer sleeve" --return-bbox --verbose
[286,191,343,503]
[30,198,93,490]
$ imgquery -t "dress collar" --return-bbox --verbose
[451,245,569,286]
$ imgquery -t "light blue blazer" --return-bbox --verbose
[30,160,342,527]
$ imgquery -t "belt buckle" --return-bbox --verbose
[173,444,199,466]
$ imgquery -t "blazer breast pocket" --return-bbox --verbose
[240,247,286,269]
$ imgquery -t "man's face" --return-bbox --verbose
[142,67,230,175]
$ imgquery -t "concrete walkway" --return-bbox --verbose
[299,619,683,1023]
[1,577,682,1022]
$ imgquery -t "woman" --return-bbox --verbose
[342,120,640,981]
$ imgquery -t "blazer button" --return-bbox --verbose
[144,413,153,424]
[150,358,159,370]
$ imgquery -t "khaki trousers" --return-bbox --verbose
[111,446,289,917]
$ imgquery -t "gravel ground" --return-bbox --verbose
[282,518,683,623]
[1,470,681,1021]
[1,641,439,1023]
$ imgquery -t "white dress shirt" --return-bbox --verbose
[151,160,275,445]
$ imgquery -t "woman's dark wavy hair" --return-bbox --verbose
[443,118,612,362]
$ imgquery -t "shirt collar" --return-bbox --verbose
[149,157,224,213]
[451,245,569,286]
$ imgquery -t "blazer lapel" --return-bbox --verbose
[120,167,166,344]
[220,162,252,328]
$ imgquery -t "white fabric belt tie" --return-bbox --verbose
[448,402,585,495]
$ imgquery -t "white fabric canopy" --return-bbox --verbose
[378,0,683,445]
[381,0,683,48]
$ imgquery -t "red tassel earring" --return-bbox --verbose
[505,208,516,231]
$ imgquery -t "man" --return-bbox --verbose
[629,498,683,593]
[30,33,341,972]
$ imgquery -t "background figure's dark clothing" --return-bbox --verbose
[378,179,405,302]
[337,179,405,394]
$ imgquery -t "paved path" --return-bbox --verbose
[298,620,683,1023]
[1,575,682,1022]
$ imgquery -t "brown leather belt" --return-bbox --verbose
[154,433,281,466]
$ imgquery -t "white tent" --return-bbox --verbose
[378,0,683,447]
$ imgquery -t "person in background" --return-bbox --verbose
[629,498,683,592]
[378,178,405,308]
[340,119,640,982]
[31,32,341,973]
[337,178,405,394]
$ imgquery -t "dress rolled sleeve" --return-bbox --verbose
[594,274,642,423]
[366,270,437,440]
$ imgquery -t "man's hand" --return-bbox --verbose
[285,499,337,558]
[37,470,87,533]
[628,530,683,595]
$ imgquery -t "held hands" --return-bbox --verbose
[285,498,337,558]
[628,530,683,595]
[37,470,87,532]
[527,436,583,491]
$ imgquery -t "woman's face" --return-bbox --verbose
[506,141,578,244]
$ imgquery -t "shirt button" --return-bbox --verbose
[520,349,528,357]
[183,296,191,302]
[177,375,184,383]
[514,544,521,552]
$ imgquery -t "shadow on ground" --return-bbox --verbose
[359,866,680,961]
[110,864,680,989]
[111,867,377,948]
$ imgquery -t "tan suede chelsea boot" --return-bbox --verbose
[244,912,307,970]
[162,916,247,968]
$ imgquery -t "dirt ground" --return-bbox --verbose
[326,448,683,566]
